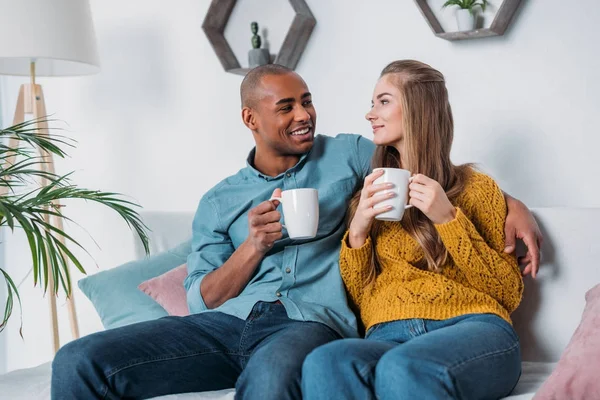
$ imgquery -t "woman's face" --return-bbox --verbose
[366,75,404,148]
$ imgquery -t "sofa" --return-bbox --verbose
[0,207,598,399]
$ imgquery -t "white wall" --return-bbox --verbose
[0,0,598,372]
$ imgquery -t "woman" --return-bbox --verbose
[302,60,523,400]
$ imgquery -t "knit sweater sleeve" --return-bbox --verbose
[339,231,373,307]
[434,173,523,313]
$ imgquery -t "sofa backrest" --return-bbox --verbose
[134,211,193,256]
[512,208,600,362]
[138,207,600,363]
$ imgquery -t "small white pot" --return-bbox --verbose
[456,9,476,31]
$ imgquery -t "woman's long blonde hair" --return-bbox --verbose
[348,60,473,282]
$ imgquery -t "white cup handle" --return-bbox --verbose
[269,196,286,229]
[405,204,413,209]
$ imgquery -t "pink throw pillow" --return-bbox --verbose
[534,284,600,399]
[138,264,190,316]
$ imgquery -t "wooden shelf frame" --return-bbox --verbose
[414,0,523,41]
[202,0,316,75]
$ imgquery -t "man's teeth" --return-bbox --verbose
[291,128,310,136]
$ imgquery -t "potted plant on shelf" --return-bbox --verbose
[0,118,150,334]
[442,0,488,32]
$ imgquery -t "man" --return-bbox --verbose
[52,65,541,399]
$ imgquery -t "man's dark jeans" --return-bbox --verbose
[51,301,340,399]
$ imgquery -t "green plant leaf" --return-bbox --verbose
[0,202,14,230]
[45,230,62,295]
[0,267,22,335]
[442,0,464,9]
[32,223,50,293]
[473,0,488,12]
[54,238,87,275]
[55,241,72,297]
[9,210,40,287]
[1,116,151,332]
[443,0,487,12]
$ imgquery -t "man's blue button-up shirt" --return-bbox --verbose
[184,134,375,338]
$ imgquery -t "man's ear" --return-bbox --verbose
[242,107,258,131]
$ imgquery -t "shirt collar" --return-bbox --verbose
[245,147,312,181]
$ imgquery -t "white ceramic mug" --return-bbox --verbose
[373,168,413,221]
[269,188,319,239]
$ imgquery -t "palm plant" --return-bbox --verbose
[0,118,150,333]
[442,0,488,14]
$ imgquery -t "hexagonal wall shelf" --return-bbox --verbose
[202,0,316,75]
[414,0,523,41]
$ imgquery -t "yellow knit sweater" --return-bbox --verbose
[340,171,523,331]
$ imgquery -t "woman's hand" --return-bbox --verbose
[408,174,456,224]
[348,169,396,248]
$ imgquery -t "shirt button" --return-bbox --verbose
[286,173,291,177]
[285,268,291,274]
[276,292,282,297]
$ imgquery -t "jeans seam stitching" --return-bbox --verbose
[366,323,381,338]
[105,349,243,378]
[100,383,109,399]
[358,359,379,380]
[418,319,426,335]
[239,317,254,355]
[448,341,519,372]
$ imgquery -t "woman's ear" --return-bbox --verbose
[242,107,258,130]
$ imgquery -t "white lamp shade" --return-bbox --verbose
[0,0,100,77]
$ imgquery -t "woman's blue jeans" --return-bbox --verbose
[302,313,521,400]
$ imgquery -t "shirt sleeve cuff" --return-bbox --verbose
[186,275,209,313]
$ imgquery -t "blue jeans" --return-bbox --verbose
[302,313,521,400]
[51,301,339,399]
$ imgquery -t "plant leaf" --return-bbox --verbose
[0,116,151,332]
[0,267,23,336]
[442,0,463,9]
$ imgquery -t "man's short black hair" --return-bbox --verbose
[240,64,294,108]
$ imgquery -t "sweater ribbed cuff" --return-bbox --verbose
[339,230,373,304]
[340,230,372,266]
[434,207,471,242]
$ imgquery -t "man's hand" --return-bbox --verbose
[246,188,284,254]
[200,189,284,309]
[504,195,543,278]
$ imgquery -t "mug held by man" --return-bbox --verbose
[270,188,319,239]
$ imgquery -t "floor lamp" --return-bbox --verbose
[0,0,100,354]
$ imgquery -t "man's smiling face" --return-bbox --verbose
[250,72,317,157]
